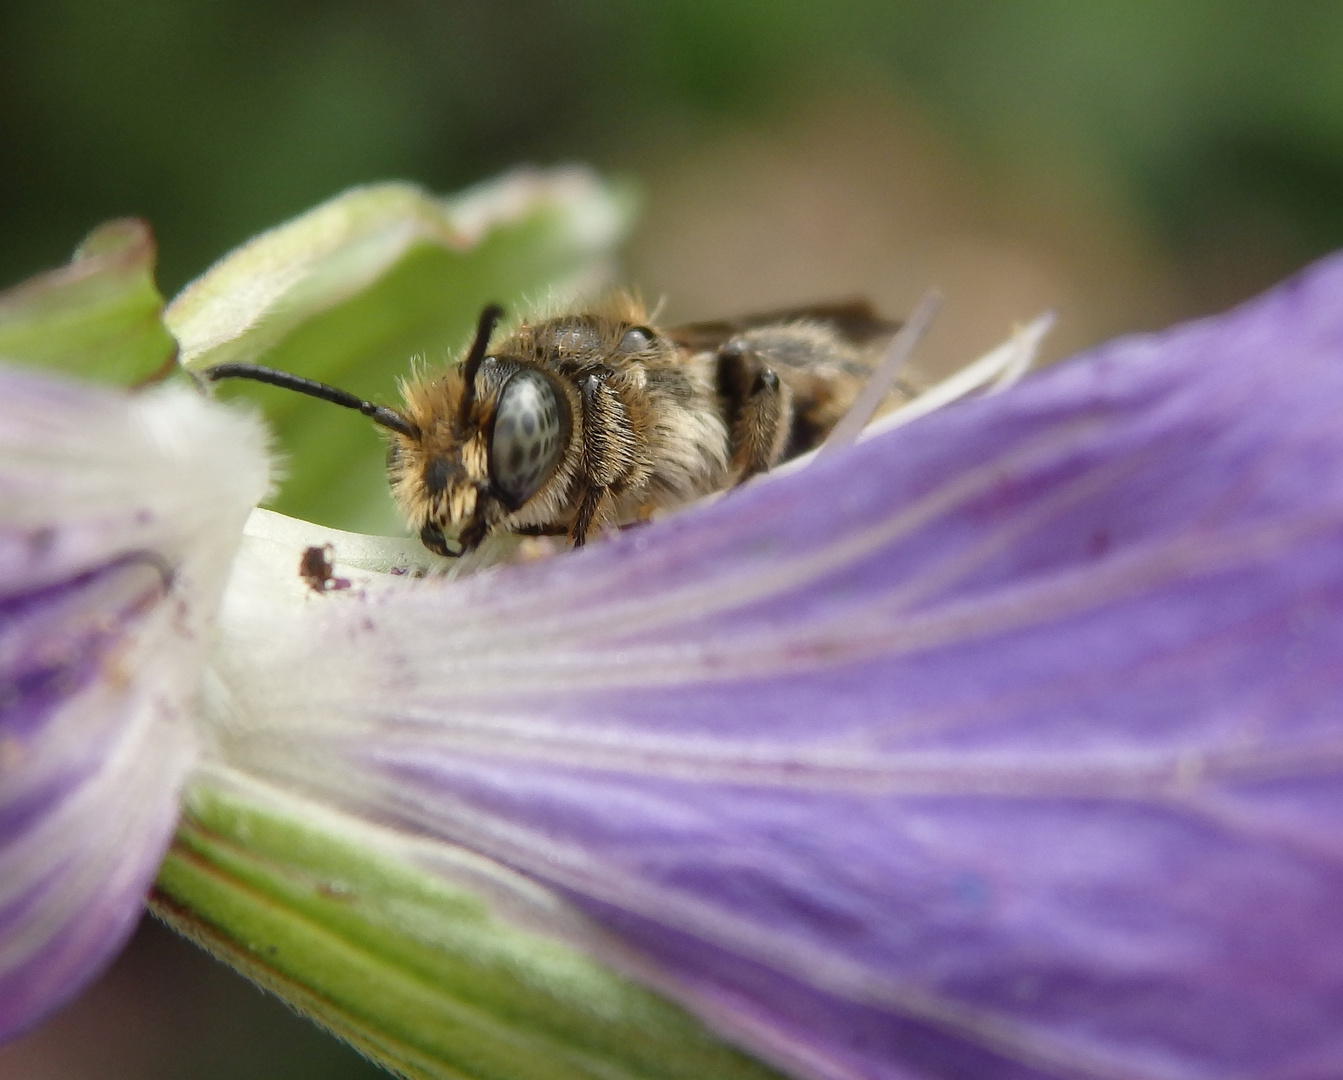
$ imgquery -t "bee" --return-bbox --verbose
[206,294,911,556]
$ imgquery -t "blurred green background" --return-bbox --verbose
[4,1,1343,1077]
[5,1,1343,351]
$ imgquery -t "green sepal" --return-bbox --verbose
[167,171,637,533]
[0,219,177,384]
[153,768,783,1080]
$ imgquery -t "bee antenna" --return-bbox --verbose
[205,363,419,439]
[456,303,504,433]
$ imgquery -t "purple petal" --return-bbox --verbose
[0,370,270,1040]
[219,252,1343,1079]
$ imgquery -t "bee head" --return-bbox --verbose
[389,305,571,556]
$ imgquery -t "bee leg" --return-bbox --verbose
[570,486,606,547]
[569,370,635,547]
[717,343,793,482]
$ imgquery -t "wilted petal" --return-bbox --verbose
[0,369,270,1039]
[212,252,1343,1079]
[168,168,631,373]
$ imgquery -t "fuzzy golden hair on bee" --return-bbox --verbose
[391,360,485,519]
[205,291,910,558]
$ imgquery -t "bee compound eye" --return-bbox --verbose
[619,326,654,352]
[491,371,565,506]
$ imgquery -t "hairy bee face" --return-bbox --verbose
[387,351,576,556]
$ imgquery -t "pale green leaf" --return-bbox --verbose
[154,769,783,1080]
[0,219,176,384]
